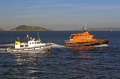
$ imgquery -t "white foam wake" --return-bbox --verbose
[94,44,109,47]
[0,44,14,47]
[0,48,6,53]
[51,43,65,48]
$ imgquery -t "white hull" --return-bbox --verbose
[5,33,52,53]
[6,44,52,53]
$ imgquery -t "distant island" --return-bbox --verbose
[0,26,120,31]
[11,25,52,31]
[75,27,120,31]
[88,27,120,31]
[0,28,3,31]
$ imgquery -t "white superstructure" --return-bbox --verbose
[5,34,52,53]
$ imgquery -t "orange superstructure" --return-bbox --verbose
[64,23,109,47]
[69,31,97,43]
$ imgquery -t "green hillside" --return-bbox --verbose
[11,25,52,31]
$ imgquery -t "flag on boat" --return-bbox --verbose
[24,35,29,40]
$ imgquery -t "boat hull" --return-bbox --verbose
[65,39,109,47]
[5,43,52,53]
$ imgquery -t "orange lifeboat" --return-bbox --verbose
[64,25,109,47]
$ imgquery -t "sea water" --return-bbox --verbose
[0,31,120,79]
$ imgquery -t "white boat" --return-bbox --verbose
[5,34,52,53]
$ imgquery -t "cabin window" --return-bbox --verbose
[25,45,28,47]
[37,42,40,44]
[88,36,91,38]
[70,35,75,39]
[86,36,90,38]
[20,45,24,47]
[32,42,34,44]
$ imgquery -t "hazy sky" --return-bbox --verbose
[0,0,120,30]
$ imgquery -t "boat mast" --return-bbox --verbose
[37,31,40,41]
[83,22,87,32]
[18,37,19,41]
[27,32,29,41]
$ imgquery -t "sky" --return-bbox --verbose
[0,0,120,30]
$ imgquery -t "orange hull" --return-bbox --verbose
[65,31,109,47]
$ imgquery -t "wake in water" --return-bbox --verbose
[51,43,109,48]
[0,44,14,47]
[0,43,109,53]
[51,43,65,48]
[0,44,14,53]
[94,44,109,47]
[0,48,6,53]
